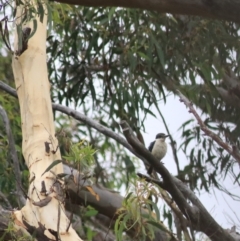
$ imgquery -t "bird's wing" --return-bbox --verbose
[148,141,155,152]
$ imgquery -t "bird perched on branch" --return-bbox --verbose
[147,133,169,175]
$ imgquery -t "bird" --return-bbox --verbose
[147,133,169,175]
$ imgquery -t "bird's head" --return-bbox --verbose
[155,133,169,140]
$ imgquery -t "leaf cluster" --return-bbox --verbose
[114,180,165,241]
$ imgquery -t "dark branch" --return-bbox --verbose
[53,0,240,24]
[120,120,192,216]
[0,81,17,98]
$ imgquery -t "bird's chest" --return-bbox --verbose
[152,140,167,160]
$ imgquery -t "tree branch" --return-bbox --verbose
[156,105,180,173]
[119,120,193,216]
[177,89,240,165]
[0,81,147,166]
[216,87,240,109]
[53,0,240,24]
[53,103,148,164]
[0,82,17,98]
[138,174,236,240]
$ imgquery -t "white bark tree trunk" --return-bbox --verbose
[12,2,82,240]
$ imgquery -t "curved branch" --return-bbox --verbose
[0,82,17,98]
[53,0,240,24]
[53,103,148,164]
[0,81,147,165]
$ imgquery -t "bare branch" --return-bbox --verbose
[177,89,240,165]
[53,103,148,164]
[156,106,180,173]
[216,87,240,109]
[0,81,147,165]
[0,81,17,98]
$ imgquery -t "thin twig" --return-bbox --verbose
[0,191,12,209]
[156,105,180,173]
[176,89,240,165]
[57,201,61,240]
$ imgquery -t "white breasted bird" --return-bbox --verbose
[147,133,169,175]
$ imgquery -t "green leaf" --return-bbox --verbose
[38,2,45,23]
[84,208,98,217]
[41,159,63,176]
[151,202,160,221]
[108,7,116,21]
[146,220,165,231]
[28,19,38,39]
[138,51,149,60]
[16,24,23,54]
[125,192,133,201]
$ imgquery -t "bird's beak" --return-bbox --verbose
[164,135,169,138]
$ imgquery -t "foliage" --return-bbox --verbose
[46,5,240,197]
[2,220,33,241]
[114,180,165,241]
[0,52,24,207]
[63,140,97,172]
